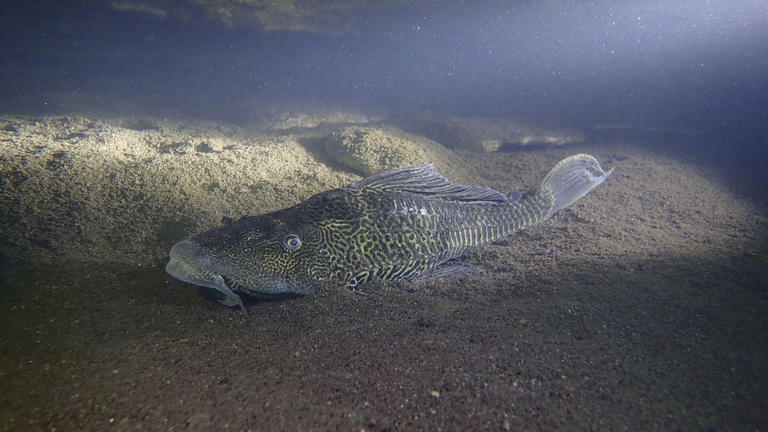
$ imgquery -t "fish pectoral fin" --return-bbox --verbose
[345,270,375,292]
[208,274,247,314]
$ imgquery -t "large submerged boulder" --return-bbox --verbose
[241,101,386,131]
[0,115,469,265]
[323,125,461,177]
[0,115,359,265]
[404,115,586,152]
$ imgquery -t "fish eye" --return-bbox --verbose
[283,234,302,252]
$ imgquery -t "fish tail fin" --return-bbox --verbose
[539,154,613,219]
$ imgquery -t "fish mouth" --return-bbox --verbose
[165,240,245,309]
[166,239,307,310]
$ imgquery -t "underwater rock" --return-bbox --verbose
[257,110,380,131]
[405,114,586,152]
[324,125,461,177]
[0,115,358,265]
[239,100,386,131]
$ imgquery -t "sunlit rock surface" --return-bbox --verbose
[0,114,468,265]
[0,115,359,264]
[324,125,460,176]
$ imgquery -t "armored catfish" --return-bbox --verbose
[166,154,612,311]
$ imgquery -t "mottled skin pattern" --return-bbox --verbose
[167,155,612,305]
[205,187,544,292]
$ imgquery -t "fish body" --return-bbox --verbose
[166,154,612,310]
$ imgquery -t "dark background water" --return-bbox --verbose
[2,0,767,142]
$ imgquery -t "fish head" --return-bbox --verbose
[166,213,324,306]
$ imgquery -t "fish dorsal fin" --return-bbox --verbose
[352,164,509,205]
